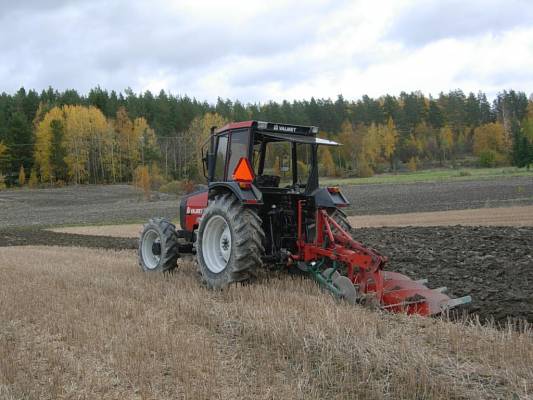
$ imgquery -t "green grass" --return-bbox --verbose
[320,167,533,186]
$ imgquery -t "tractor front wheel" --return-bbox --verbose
[196,193,264,289]
[138,218,179,272]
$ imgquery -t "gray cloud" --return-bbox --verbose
[0,0,345,97]
[0,0,532,102]
[386,0,533,46]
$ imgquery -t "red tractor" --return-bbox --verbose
[139,121,471,316]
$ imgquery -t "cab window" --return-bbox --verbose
[214,135,228,181]
[228,129,250,177]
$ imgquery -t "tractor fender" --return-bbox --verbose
[208,182,263,206]
[179,188,209,234]
[311,187,350,208]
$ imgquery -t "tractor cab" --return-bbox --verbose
[249,121,339,193]
[203,120,348,205]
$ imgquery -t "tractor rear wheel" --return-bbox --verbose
[138,218,179,272]
[196,193,265,289]
[330,209,353,234]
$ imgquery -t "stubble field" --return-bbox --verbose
[1,246,532,399]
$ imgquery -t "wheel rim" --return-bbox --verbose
[142,229,161,270]
[203,215,231,273]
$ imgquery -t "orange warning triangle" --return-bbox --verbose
[232,157,255,182]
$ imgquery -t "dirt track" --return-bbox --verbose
[349,205,533,227]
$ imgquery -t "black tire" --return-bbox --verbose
[329,209,353,234]
[196,193,265,289]
[138,218,179,272]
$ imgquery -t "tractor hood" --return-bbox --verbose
[259,132,341,146]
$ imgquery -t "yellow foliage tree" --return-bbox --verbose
[134,117,158,165]
[34,106,64,182]
[18,165,26,186]
[363,124,381,166]
[380,117,398,169]
[0,141,7,176]
[134,165,151,200]
[114,106,135,180]
[149,161,166,190]
[473,122,507,156]
[320,147,336,176]
[338,121,382,177]
[34,105,157,185]
[0,141,6,158]
[188,113,227,178]
[63,105,108,183]
[407,157,418,171]
[473,122,508,167]
[439,126,454,161]
[338,120,358,172]
[356,155,374,178]
[28,169,39,188]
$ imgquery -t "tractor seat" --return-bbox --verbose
[254,175,280,188]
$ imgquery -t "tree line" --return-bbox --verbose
[0,87,532,187]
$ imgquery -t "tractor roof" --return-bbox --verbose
[215,120,338,145]
[215,120,319,136]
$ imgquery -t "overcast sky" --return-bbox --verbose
[1,0,532,102]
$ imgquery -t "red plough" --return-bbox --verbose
[295,201,471,316]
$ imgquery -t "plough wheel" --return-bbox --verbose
[333,275,358,304]
[322,267,340,281]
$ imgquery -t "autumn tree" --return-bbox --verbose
[362,123,382,172]
[133,165,151,200]
[473,122,507,167]
[319,146,336,176]
[187,112,227,180]
[438,126,454,163]
[50,119,68,181]
[0,141,7,172]
[28,169,39,188]
[34,105,158,184]
[34,106,64,182]
[134,117,159,166]
[114,106,135,181]
[338,120,358,172]
[18,165,26,186]
[380,117,398,170]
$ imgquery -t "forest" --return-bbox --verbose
[0,87,532,188]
